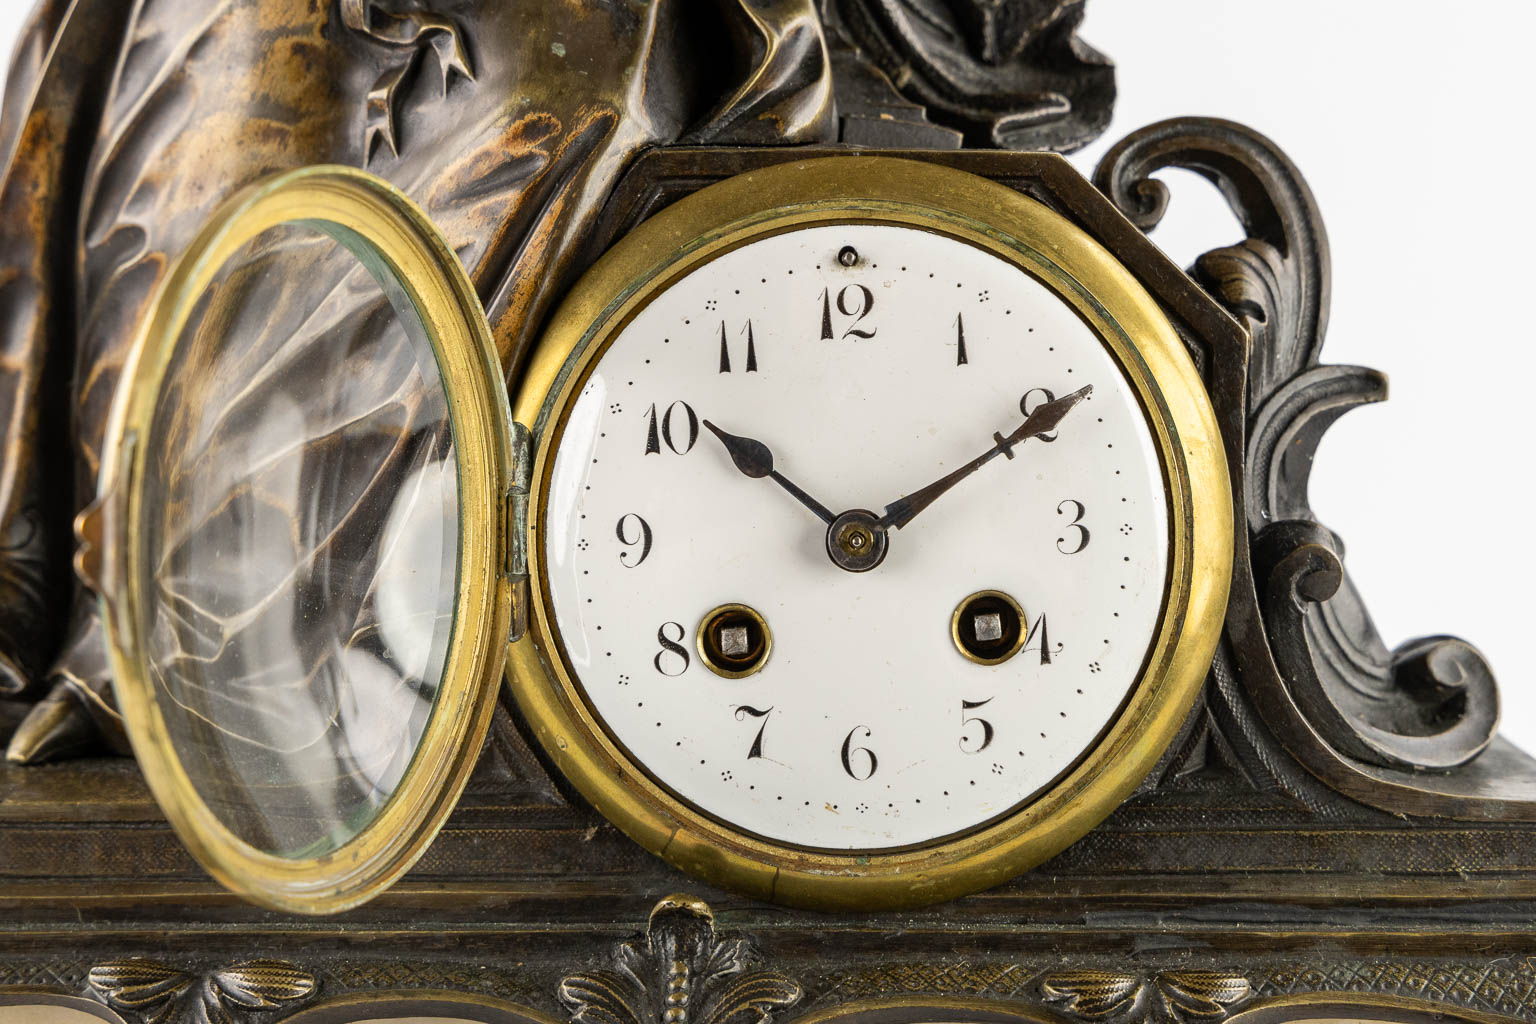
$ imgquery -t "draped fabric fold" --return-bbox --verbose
[0,0,836,762]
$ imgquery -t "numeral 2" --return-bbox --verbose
[1018,388,1060,443]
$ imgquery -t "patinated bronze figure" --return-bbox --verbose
[1,2,1533,1023]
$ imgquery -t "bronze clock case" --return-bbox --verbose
[0,2,1532,1022]
[507,154,1233,910]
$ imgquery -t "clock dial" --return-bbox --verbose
[541,223,1170,850]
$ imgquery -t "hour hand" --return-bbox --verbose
[702,419,836,524]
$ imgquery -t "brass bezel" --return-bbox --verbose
[951,589,1029,666]
[95,166,513,914]
[507,156,1232,910]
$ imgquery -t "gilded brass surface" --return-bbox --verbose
[93,166,511,914]
[507,156,1233,910]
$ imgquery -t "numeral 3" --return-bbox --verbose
[1056,499,1090,554]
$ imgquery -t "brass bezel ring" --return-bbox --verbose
[951,590,1029,666]
[696,603,774,680]
[95,166,512,914]
[508,156,1233,910]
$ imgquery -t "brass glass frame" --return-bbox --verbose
[507,156,1234,910]
[91,166,513,914]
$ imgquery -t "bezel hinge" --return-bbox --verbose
[507,421,532,643]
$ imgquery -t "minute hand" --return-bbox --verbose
[877,384,1092,531]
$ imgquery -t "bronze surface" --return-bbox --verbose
[0,3,1531,1022]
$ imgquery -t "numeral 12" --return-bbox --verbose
[819,285,876,340]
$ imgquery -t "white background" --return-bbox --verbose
[0,3,1529,756]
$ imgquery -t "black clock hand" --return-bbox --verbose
[877,385,1092,531]
[702,419,837,524]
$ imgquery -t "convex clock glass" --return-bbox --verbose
[540,222,1171,850]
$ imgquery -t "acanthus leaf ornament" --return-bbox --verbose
[1041,970,1251,1024]
[1093,117,1504,797]
[87,958,317,1024]
[1154,971,1253,1022]
[1041,971,1142,1018]
[560,895,803,1024]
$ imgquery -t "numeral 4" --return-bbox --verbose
[1023,614,1063,664]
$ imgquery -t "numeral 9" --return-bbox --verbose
[615,513,653,567]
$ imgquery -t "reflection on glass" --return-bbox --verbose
[140,223,459,858]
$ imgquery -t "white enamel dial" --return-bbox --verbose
[542,223,1170,851]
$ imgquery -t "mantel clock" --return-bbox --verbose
[0,3,1530,1024]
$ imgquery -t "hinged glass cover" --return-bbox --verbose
[90,167,513,913]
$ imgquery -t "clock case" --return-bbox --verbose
[507,154,1233,912]
[5,136,1536,1019]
